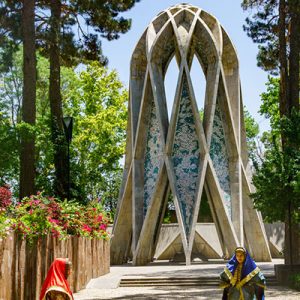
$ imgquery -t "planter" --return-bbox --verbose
[0,233,110,300]
[275,264,300,285]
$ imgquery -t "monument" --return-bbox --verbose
[111,3,272,266]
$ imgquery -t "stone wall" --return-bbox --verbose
[0,233,110,300]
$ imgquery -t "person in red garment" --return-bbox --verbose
[40,258,73,300]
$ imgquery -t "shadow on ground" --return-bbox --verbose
[76,285,300,300]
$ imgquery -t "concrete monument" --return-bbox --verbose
[111,3,272,266]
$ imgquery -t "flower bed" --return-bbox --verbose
[0,189,111,299]
[0,191,111,241]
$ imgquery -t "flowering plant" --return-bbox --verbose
[11,194,64,240]
[0,211,12,239]
[5,193,111,241]
[0,185,13,239]
[0,185,12,209]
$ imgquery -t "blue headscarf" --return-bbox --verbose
[226,247,258,279]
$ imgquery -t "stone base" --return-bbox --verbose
[275,264,300,285]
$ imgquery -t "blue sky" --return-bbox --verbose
[101,0,270,132]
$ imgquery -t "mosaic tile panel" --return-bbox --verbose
[171,75,200,238]
[210,101,232,218]
[144,99,163,215]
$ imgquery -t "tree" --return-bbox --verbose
[0,49,22,191]
[0,50,127,208]
[259,77,281,133]
[242,0,300,265]
[244,107,260,163]
[251,110,300,264]
[0,0,140,199]
[62,62,127,204]
[0,1,37,197]
[19,0,36,198]
[37,0,140,199]
[47,0,68,199]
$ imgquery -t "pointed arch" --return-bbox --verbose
[112,3,272,266]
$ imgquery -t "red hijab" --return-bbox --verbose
[40,258,73,300]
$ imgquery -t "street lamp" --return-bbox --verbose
[62,116,73,201]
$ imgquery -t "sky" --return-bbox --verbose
[101,0,270,132]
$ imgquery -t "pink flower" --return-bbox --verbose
[82,224,92,232]
[99,224,107,230]
[97,215,103,222]
[49,218,59,224]
[51,228,60,237]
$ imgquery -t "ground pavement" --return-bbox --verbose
[74,259,300,299]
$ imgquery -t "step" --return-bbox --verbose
[119,276,279,287]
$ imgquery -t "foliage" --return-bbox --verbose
[7,193,111,241]
[251,110,300,223]
[290,273,300,291]
[0,0,140,199]
[259,77,280,134]
[0,185,12,238]
[0,211,12,239]
[0,49,21,187]
[244,107,260,162]
[0,0,141,68]
[241,0,280,73]
[0,51,127,208]
[99,169,123,220]
[62,62,127,203]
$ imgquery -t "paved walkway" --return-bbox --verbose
[74,259,300,299]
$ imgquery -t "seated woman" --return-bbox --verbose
[220,247,266,300]
[40,258,73,300]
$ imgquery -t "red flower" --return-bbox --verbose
[51,228,60,238]
[49,218,59,224]
[82,224,92,232]
[0,185,12,209]
[99,224,107,230]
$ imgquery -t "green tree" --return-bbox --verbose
[62,62,127,204]
[0,0,140,199]
[244,107,260,163]
[41,0,140,199]
[259,77,280,133]
[0,53,127,208]
[0,50,22,190]
[0,1,37,197]
[252,110,300,222]
[242,0,300,265]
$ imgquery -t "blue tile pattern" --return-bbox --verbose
[144,99,163,215]
[210,101,232,218]
[171,76,200,238]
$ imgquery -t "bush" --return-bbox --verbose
[0,193,111,242]
[291,273,300,291]
[0,185,12,209]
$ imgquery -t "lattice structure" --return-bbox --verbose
[111,3,271,265]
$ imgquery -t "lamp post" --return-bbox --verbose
[62,116,73,201]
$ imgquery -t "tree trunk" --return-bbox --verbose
[20,0,36,198]
[288,0,300,112]
[278,0,289,119]
[49,0,68,199]
[285,0,300,266]
[280,0,300,266]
